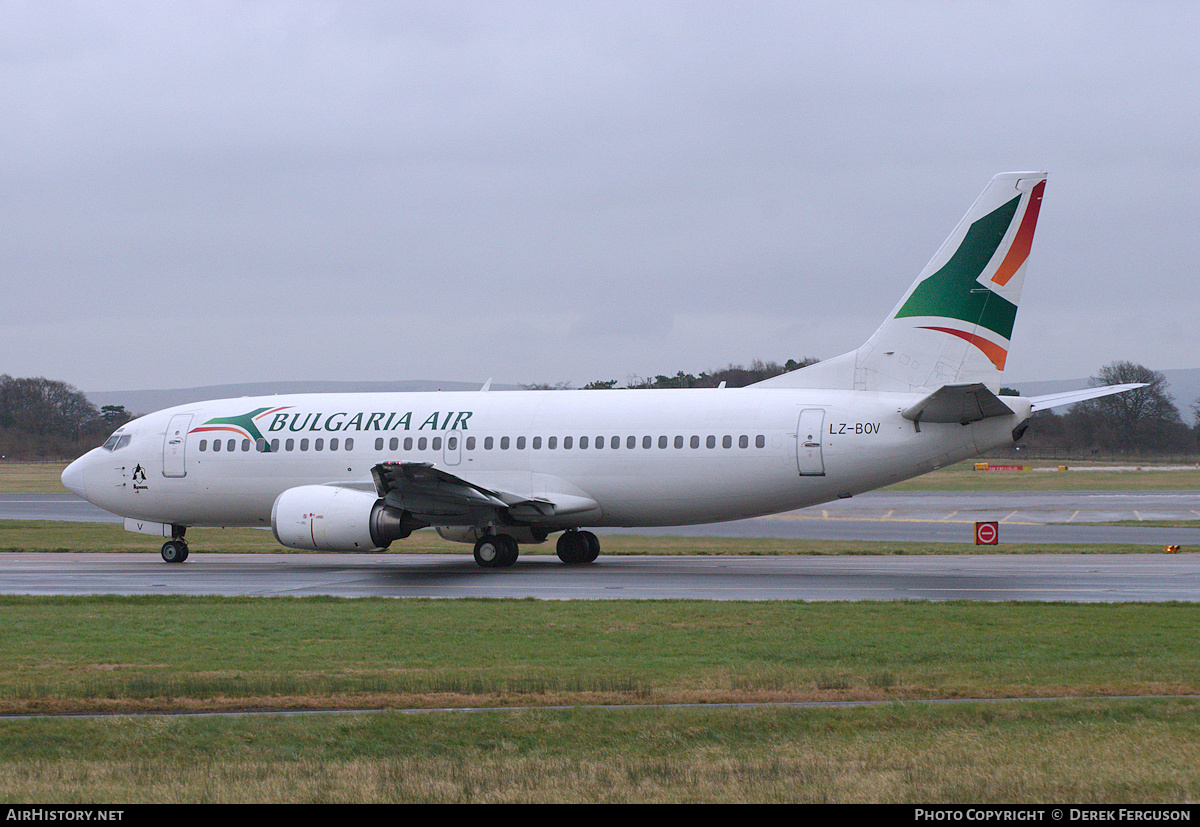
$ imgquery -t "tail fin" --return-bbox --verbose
[756,171,1047,393]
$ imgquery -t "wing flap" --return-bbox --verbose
[370,462,598,526]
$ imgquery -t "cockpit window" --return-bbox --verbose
[101,432,131,452]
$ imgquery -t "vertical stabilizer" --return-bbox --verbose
[756,171,1047,392]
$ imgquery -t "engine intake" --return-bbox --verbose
[271,485,424,551]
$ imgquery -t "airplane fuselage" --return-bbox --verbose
[63,171,1097,567]
[65,387,1030,533]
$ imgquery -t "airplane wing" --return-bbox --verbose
[370,461,598,526]
[902,383,1015,425]
[1028,383,1147,412]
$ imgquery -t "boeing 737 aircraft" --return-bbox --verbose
[62,171,1140,566]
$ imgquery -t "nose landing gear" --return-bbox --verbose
[161,526,189,563]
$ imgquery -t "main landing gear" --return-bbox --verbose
[556,529,600,565]
[470,529,602,568]
[473,533,519,568]
[161,527,189,563]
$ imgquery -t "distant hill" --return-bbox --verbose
[86,379,521,416]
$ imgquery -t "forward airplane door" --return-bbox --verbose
[162,414,192,478]
[796,409,825,476]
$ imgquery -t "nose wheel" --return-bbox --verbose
[161,539,189,563]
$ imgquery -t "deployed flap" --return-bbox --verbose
[1029,383,1147,412]
[903,383,1015,425]
[370,462,597,526]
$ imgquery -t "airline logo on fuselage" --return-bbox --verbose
[192,407,474,449]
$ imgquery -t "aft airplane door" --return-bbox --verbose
[162,414,192,478]
[796,409,825,476]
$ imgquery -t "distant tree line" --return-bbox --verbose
[994,361,1198,459]
[524,358,821,391]
[4,361,1197,462]
[0,375,132,461]
[534,358,1200,460]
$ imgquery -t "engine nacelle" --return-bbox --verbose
[271,485,420,551]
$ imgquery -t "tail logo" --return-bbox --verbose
[894,180,1044,370]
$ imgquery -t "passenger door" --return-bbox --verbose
[796,409,825,476]
[162,414,192,478]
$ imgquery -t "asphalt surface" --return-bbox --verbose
[2,489,1199,601]
[1,550,1197,602]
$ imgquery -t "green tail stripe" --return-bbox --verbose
[894,193,1020,340]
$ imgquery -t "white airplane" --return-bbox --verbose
[62,171,1140,566]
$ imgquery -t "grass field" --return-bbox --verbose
[1,597,1198,803]
[2,461,1199,803]
[3,699,1199,803]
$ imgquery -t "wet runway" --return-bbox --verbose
[2,491,1198,601]
[2,550,1198,602]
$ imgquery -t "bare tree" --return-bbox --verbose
[1077,362,1186,454]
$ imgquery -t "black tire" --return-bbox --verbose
[474,534,519,568]
[161,540,189,563]
[579,530,600,563]
[497,534,519,567]
[473,535,503,567]
[556,531,592,564]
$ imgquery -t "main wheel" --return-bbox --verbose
[496,534,519,567]
[474,534,518,568]
[556,530,598,565]
[161,540,189,563]
[579,530,600,563]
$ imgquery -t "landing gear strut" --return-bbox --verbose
[473,533,519,568]
[556,529,600,564]
[161,527,189,563]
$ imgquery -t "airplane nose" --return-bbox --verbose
[61,457,87,499]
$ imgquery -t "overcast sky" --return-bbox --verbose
[3,1,1197,393]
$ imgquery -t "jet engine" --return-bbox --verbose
[271,485,422,551]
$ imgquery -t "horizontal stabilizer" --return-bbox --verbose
[903,383,1015,425]
[1029,383,1147,412]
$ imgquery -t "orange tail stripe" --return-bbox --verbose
[991,179,1045,287]
[919,326,1009,371]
